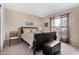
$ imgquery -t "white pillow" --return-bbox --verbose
[23,28,37,33]
[23,28,32,33]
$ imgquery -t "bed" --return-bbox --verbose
[19,27,38,48]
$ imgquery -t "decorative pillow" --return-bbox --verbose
[23,28,37,33]
[23,28,31,33]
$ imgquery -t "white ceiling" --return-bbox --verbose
[5,3,79,17]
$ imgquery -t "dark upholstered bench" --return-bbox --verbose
[43,40,61,55]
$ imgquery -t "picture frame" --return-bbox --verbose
[26,21,33,25]
[44,23,48,27]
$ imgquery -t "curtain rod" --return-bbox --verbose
[60,12,71,16]
[50,12,71,19]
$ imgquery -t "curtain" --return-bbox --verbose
[51,14,69,43]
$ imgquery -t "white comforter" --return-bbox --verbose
[21,32,34,48]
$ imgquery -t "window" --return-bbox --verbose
[51,17,61,31]
[51,14,69,43]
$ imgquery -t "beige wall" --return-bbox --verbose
[42,6,79,47]
[5,8,42,34]
[69,7,79,47]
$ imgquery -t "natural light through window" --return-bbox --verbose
[54,18,61,27]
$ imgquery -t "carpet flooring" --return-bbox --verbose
[0,41,79,55]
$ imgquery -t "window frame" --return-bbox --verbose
[50,14,69,32]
